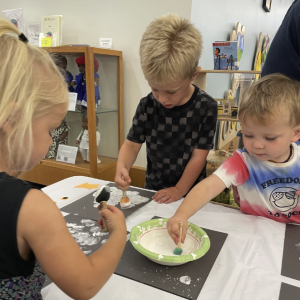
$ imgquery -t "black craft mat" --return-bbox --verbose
[61,183,155,221]
[115,216,228,300]
[279,282,300,300]
[281,224,300,281]
[43,213,111,288]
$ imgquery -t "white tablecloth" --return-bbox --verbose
[41,176,300,300]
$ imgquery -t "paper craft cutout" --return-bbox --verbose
[261,34,271,69]
[230,22,245,63]
[74,183,100,190]
[253,32,264,80]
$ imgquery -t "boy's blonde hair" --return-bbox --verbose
[140,14,202,84]
[239,73,300,127]
[0,19,68,172]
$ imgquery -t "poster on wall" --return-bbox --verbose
[41,15,63,46]
[27,22,40,46]
[213,41,239,70]
[3,8,24,33]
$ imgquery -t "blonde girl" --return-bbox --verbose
[0,19,126,299]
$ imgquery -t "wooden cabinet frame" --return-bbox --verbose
[20,47,123,185]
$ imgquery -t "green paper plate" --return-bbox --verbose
[130,218,210,265]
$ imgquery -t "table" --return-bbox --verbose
[41,176,299,300]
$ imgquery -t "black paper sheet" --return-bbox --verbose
[114,216,228,300]
[61,183,155,221]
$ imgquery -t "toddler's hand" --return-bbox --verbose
[98,205,127,235]
[152,187,183,204]
[167,215,188,244]
[115,168,131,191]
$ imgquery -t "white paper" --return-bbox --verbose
[56,145,78,164]
[99,38,112,49]
[27,22,40,46]
[39,32,45,47]
[68,92,77,111]
[41,15,62,46]
[3,8,24,33]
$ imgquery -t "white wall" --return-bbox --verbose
[0,0,192,168]
[192,0,294,98]
[0,0,295,168]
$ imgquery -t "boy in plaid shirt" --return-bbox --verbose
[115,14,217,203]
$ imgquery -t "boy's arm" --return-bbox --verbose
[167,174,226,243]
[153,148,208,203]
[115,139,142,190]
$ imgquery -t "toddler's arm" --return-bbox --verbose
[115,139,142,190]
[167,174,226,244]
[18,189,127,300]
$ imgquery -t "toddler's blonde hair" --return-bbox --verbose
[140,14,202,84]
[0,19,68,172]
[239,73,300,127]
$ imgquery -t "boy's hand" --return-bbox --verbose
[152,187,183,204]
[98,205,127,234]
[115,168,131,190]
[167,214,188,244]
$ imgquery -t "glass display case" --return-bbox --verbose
[20,47,123,185]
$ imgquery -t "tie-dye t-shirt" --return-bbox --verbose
[214,142,300,223]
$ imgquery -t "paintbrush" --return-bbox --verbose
[94,185,111,232]
[120,190,131,209]
[173,222,183,255]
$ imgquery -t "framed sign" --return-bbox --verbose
[263,0,272,12]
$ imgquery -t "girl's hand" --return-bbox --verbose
[167,214,188,244]
[98,205,126,234]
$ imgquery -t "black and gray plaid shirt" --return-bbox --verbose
[127,85,218,192]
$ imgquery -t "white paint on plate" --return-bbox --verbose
[139,228,200,256]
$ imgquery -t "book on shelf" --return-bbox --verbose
[213,41,239,70]
[41,15,63,47]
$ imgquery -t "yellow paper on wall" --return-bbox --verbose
[41,37,52,47]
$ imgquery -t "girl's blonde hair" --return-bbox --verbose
[239,73,300,127]
[0,19,69,171]
[140,14,202,84]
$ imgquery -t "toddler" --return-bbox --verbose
[168,74,300,243]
